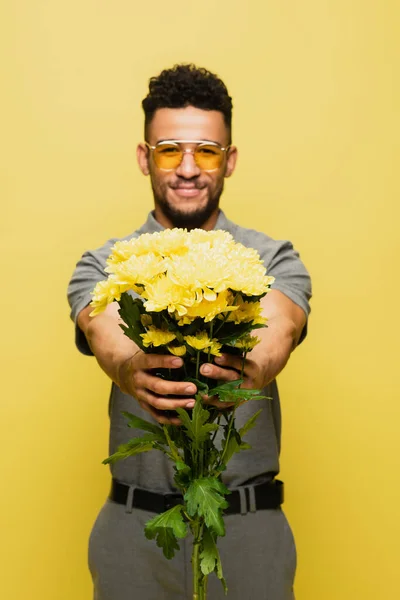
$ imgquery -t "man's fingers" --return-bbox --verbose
[214,353,248,372]
[200,363,240,382]
[136,353,184,371]
[138,399,182,426]
[139,371,197,398]
[143,389,196,411]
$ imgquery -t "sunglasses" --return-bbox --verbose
[145,140,231,171]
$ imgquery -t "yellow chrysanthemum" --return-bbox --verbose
[226,298,267,326]
[105,253,167,288]
[184,331,213,351]
[175,290,238,325]
[89,278,129,316]
[123,228,189,258]
[152,228,190,257]
[167,344,187,357]
[107,239,139,264]
[229,264,275,296]
[187,228,234,250]
[183,331,222,355]
[167,248,233,295]
[227,242,261,265]
[231,334,261,352]
[143,275,196,315]
[91,229,275,327]
[140,326,176,348]
[208,340,222,356]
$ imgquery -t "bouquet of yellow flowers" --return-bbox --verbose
[90,228,275,599]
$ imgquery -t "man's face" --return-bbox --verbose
[137,106,237,230]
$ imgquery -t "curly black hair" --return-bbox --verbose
[142,64,232,140]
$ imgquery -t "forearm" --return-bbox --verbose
[78,302,140,387]
[246,289,307,387]
[249,314,298,387]
[76,302,196,424]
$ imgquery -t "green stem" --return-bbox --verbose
[240,352,247,380]
[200,444,204,479]
[207,322,214,364]
[213,292,239,335]
[192,521,207,599]
[211,414,221,444]
[196,351,200,379]
[216,401,240,471]
[213,353,247,472]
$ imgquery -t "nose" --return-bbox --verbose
[175,150,201,178]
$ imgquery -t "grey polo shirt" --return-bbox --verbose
[67,210,312,491]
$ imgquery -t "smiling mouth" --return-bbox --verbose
[172,186,204,198]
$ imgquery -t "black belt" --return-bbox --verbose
[110,478,284,514]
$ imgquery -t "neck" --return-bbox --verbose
[153,207,220,231]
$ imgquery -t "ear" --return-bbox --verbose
[137,143,150,176]
[224,146,238,178]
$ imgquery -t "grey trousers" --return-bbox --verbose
[89,498,297,600]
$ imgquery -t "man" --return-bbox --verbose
[68,64,312,600]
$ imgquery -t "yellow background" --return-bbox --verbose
[1,1,399,599]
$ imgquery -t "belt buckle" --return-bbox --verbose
[164,492,184,511]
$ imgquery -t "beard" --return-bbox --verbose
[151,180,224,230]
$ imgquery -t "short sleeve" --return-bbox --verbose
[67,241,115,355]
[263,240,312,344]
[229,222,312,345]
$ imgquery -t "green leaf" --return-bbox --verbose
[118,294,147,349]
[218,411,264,468]
[144,505,187,559]
[175,460,189,471]
[208,379,243,395]
[221,434,240,465]
[147,527,180,560]
[205,446,220,471]
[173,460,192,490]
[122,411,166,440]
[200,527,227,593]
[162,426,182,461]
[185,478,230,536]
[145,504,187,539]
[103,433,161,464]
[240,442,252,450]
[239,408,263,437]
[176,400,218,446]
[217,321,265,345]
[219,418,250,465]
[208,380,268,404]
[234,430,242,445]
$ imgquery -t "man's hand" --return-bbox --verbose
[116,352,197,425]
[199,354,265,409]
[77,289,306,420]
[199,289,307,408]
[78,303,196,425]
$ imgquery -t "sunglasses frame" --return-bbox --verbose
[144,139,231,171]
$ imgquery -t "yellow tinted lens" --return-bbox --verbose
[153,144,182,169]
[195,144,224,170]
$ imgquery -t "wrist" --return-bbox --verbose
[251,316,297,386]
[85,314,139,386]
